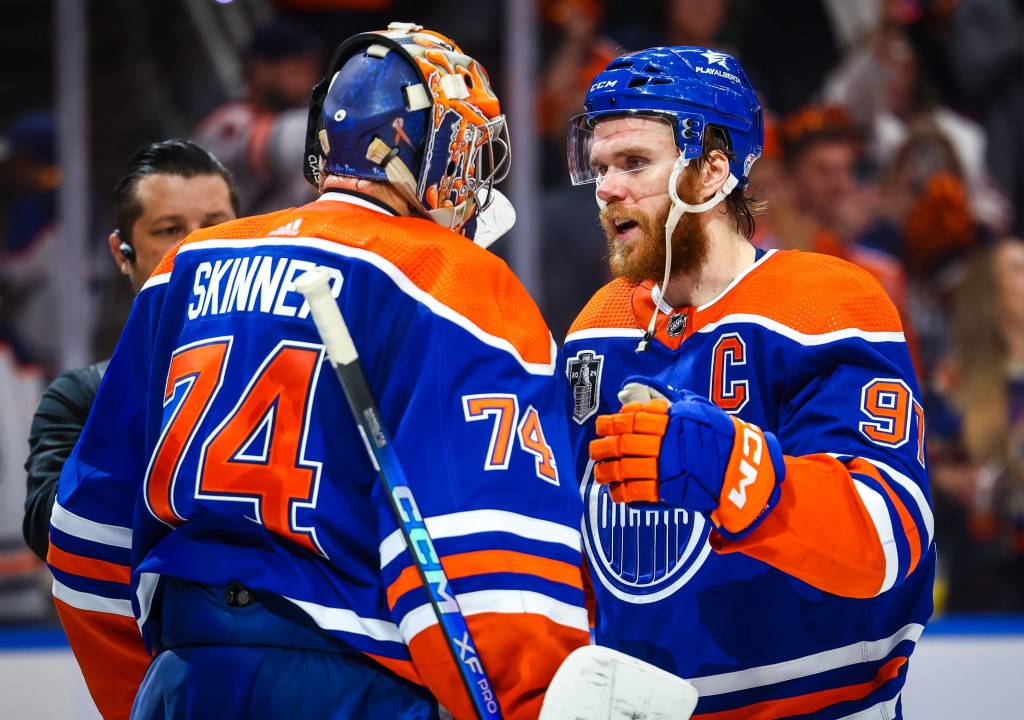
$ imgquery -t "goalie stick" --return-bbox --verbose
[295,267,501,720]
[539,645,699,720]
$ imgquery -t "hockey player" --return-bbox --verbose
[50,25,588,720]
[562,47,934,718]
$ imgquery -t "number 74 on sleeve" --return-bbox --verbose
[462,394,559,485]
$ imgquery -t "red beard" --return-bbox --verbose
[600,180,710,286]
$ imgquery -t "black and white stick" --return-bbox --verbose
[295,267,501,720]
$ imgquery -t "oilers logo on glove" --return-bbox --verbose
[589,377,786,539]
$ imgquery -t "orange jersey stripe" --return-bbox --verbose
[409,613,588,720]
[48,543,131,585]
[386,549,584,607]
[713,454,888,598]
[847,458,923,576]
[693,656,907,720]
[158,201,553,366]
[54,597,151,720]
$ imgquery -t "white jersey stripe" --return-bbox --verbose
[567,314,905,347]
[398,590,589,643]
[856,456,935,545]
[853,479,900,594]
[174,237,558,375]
[379,510,582,569]
[140,271,172,292]
[52,579,135,617]
[695,313,905,346]
[51,501,132,549]
[283,596,405,645]
[690,623,924,696]
[565,327,646,344]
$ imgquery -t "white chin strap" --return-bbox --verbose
[636,156,738,352]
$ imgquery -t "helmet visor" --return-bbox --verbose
[567,112,681,185]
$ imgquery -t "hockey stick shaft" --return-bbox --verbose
[295,268,501,720]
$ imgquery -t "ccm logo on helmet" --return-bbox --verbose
[590,79,617,92]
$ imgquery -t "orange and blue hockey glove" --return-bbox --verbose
[589,377,786,539]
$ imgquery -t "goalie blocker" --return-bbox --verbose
[539,646,698,720]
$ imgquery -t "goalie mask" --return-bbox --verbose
[304,23,512,243]
[567,46,763,195]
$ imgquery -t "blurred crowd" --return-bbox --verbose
[1,0,1023,621]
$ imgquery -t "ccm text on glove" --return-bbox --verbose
[589,381,786,539]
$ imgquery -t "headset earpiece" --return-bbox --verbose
[114,229,136,263]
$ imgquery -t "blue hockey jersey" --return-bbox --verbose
[49,192,589,719]
[563,248,934,719]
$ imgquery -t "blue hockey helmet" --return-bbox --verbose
[304,24,510,240]
[567,46,763,192]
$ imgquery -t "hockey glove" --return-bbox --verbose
[589,377,786,538]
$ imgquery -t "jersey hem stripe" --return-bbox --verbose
[397,590,589,642]
[51,501,132,549]
[52,579,134,616]
[379,510,582,568]
[689,622,923,696]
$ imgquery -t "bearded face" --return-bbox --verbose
[600,168,710,286]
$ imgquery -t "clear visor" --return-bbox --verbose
[567,112,681,186]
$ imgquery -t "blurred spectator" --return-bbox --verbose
[662,0,735,47]
[0,110,63,377]
[823,4,1010,236]
[929,236,1024,612]
[882,121,976,276]
[538,0,619,337]
[765,104,924,374]
[539,0,619,186]
[879,119,980,378]
[949,0,1024,235]
[192,16,321,215]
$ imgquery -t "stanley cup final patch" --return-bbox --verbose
[567,350,604,424]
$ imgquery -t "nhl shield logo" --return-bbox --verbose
[566,350,603,424]
[666,313,687,337]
